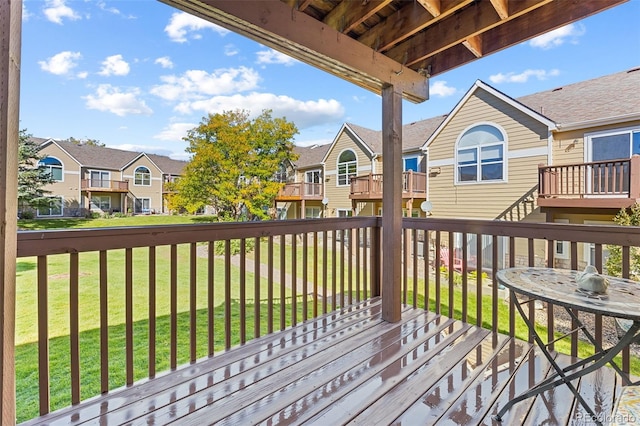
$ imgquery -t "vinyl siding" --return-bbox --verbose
[39,144,82,211]
[324,131,373,213]
[123,156,164,213]
[428,88,550,220]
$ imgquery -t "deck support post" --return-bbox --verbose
[0,0,21,423]
[381,85,402,322]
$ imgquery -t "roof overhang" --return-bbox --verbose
[159,0,627,104]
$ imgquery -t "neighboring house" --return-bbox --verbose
[29,139,187,217]
[275,143,330,219]
[276,68,640,270]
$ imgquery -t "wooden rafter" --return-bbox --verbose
[463,35,483,58]
[490,0,510,19]
[416,0,441,17]
[323,0,392,34]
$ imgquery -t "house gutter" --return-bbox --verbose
[556,113,640,132]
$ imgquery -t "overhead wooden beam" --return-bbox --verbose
[490,0,509,19]
[381,84,402,323]
[415,0,628,77]
[161,0,428,102]
[416,0,441,17]
[463,35,483,58]
[387,0,553,67]
[357,0,473,53]
[0,0,20,423]
[323,0,391,34]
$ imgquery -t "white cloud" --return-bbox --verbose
[176,92,344,129]
[489,69,560,84]
[77,71,88,79]
[150,66,260,101]
[38,51,82,76]
[225,44,239,56]
[23,3,33,21]
[529,23,586,49]
[97,1,120,15]
[165,12,229,43]
[430,81,457,97]
[43,0,81,24]
[155,56,174,69]
[256,49,297,66]
[98,54,130,76]
[154,122,196,141]
[84,84,153,116]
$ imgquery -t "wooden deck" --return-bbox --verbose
[21,298,624,426]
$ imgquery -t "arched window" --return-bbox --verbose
[456,124,505,183]
[39,157,63,181]
[134,166,151,186]
[337,150,357,186]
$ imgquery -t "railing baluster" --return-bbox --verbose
[148,247,156,377]
[37,256,49,415]
[291,234,297,326]
[70,253,80,404]
[332,230,337,312]
[476,235,482,328]
[190,242,198,360]
[412,228,418,308]
[570,241,579,357]
[435,231,441,315]
[528,238,535,344]
[348,228,353,306]
[268,236,274,334]
[170,244,178,368]
[224,240,231,349]
[461,232,468,323]
[355,228,360,303]
[254,237,261,339]
[492,235,498,334]
[403,228,408,305]
[313,231,318,318]
[280,235,286,331]
[322,230,328,314]
[208,241,215,356]
[239,239,246,345]
[622,245,631,374]
[302,232,308,321]
[508,237,515,338]
[125,248,133,385]
[448,232,455,318]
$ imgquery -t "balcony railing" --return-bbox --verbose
[275,182,323,200]
[81,179,129,192]
[350,171,427,200]
[538,156,640,208]
[15,217,640,423]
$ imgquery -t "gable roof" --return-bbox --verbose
[292,143,331,169]
[37,139,187,173]
[517,67,640,129]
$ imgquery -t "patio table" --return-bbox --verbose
[492,267,640,425]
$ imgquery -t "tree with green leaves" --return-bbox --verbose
[18,128,55,216]
[605,203,640,279]
[168,109,298,221]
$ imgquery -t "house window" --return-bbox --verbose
[589,128,640,162]
[403,157,419,172]
[305,207,321,218]
[90,170,110,188]
[39,157,63,181]
[37,196,63,217]
[305,170,322,196]
[134,166,151,186]
[456,124,505,183]
[337,150,357,186]
[91,196,111,211]
[135,198,151,213]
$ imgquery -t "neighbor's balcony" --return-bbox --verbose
[538,156,640,208]
[81,178,129,192]
[15,217,640,424]
[350,171,427,200]
[275,182,323,201]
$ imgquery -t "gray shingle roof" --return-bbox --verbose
[293,143,331,168]
[516,67,640,126]
[38,139,187,173]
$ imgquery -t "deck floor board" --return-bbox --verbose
[20,298,626,426]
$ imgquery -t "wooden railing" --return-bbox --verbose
[81,179,129,192]
[275,182,324,200]
[538,156,640,208]
[14,217,640,422]
[350,171,427,199]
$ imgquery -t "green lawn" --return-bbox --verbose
[18,214,220,230]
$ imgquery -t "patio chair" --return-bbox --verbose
[439,247,478,272]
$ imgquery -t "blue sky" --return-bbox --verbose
[19,0,640,160]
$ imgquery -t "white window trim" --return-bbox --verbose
[403,155,420,172]
[135,197,151,213]
[39,156,64,183]
[90,195,111,211]
[134,166,152,186]
[305,169,322,183]
[305,206,321,219]
[336,149,358,187]
[37,196,64,217]
[584,125,640,162]
[454,122,508,186]
[554,219,569,259]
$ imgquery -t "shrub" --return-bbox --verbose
[213,238,255,256]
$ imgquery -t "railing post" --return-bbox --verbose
[629,156,640,200]
[370,219,381,297]
[0,0,21,423]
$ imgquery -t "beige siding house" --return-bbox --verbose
[31,139,187,217]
